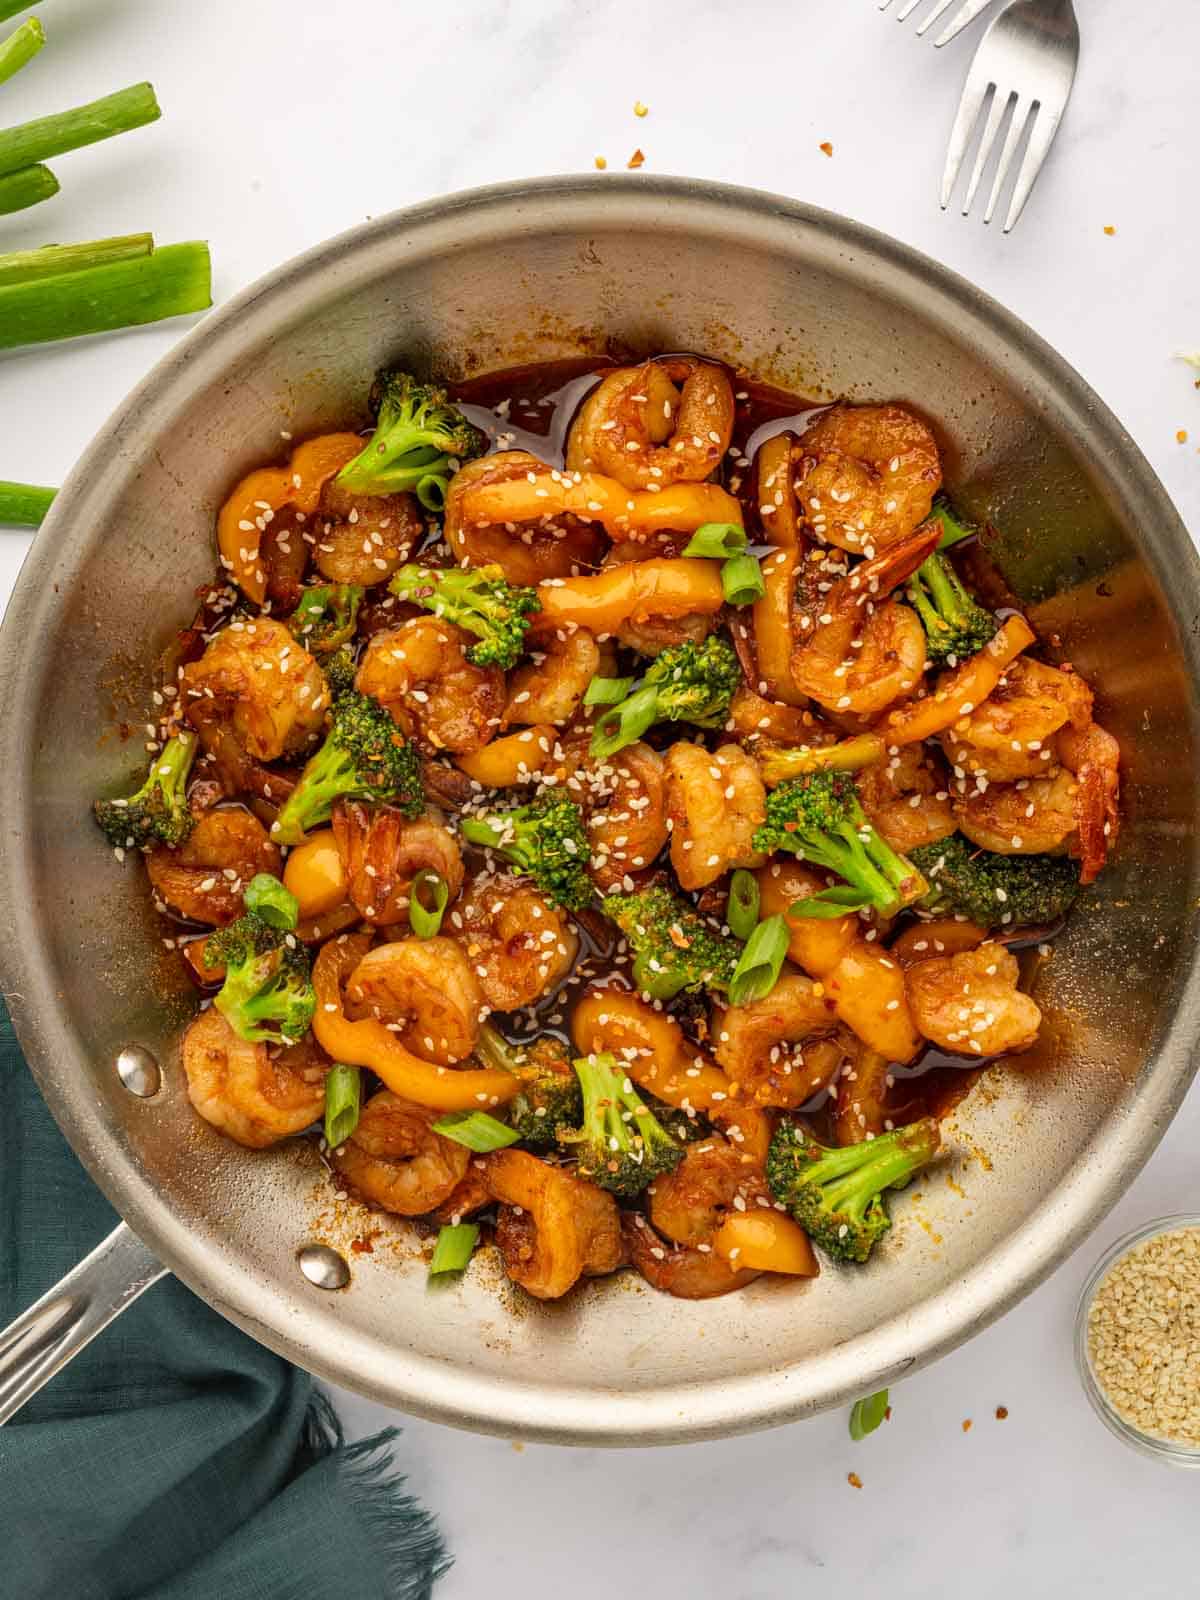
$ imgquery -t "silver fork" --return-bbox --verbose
[941,0,1080,231]
[877,0,997,47]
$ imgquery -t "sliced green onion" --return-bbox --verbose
[0,240,212,349]
[0,162,57,216]
[0,233,153,288]
[0,0,43,22]
[244,873,300,930]
[415,474,450,513]
[788,885,870,920]
[0,17,45,88]
[721,553,765,607]
[728,914,789,1006]
[583,674,635,707]
[849,1389,889,1440]
[0,480,55,527]
[682,521,748,560]
[323,1064,361,1149]
[727,869,760,942]
[432,1110,519,1152]
[589,683,659,760]
[0,81,161,177]
[931,501,975,549]
[429,1222,479,1277]
[410,869,449,938]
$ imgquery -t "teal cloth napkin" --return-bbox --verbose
[0,1002,450,1599]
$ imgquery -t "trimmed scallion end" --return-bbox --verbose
[0,0,43,21]
[849,1389,889,1440]
[727,868,760,942]
[243,873,300,930]
[432,1110,519,1153]
[323,1064,361,1150]
[0,233,153,288]
[583,674,635,707]
[682,521,747,560]
[720,552,765,606]
[0,480,56,527]
[0,17,45,89]
[0,81,161,177]
[429,1222,479,1277]
[0,240,212,350]
[728,913,789,1006]
[409,868,449,938]
[0,162,58,216]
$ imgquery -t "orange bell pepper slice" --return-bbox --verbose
[217,432,363,605]
[713,1210,819,1276]
[534,559,726,636]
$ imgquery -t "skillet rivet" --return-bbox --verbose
[297,1244,351,1290]
[115,1045,161,1098]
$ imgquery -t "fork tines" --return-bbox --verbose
[879,0,995,45]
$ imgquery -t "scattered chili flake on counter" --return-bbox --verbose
[1103,225,1116,236]
[847,1472,863,1490]
[819,141,834,157]
[1086,1224,1200,1446]
[634,100,648,117]
[995,1406,1009,1420]
[1177,430,1189,444]
[627,148,646,170]
[961,1418,973,1433]
[594,155,607,170]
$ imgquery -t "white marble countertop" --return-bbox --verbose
[3,0,1199,1593]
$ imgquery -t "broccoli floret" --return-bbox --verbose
[602,886,739,1000]
[561,1050,683,1197]
[335,368,487,510]
[271,690,423,846]
[93,731,197,849]
[590,635,741,759]
[909,833,1080,929]
[767,1118,941,1263]
[753,772,926,919]
[475,1025,583,1146]
[759,732,888,787]
[907,549,998,664]
[459,790,593,912]
[207,889,316,1045]
[390,563,539,670]
[321,645,358,703]
[288,583,363,654]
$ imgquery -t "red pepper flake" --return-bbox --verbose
[995,1405,1009,1420]
[627,149,646,170]
[847,1471,863,1489]
[961,1418,973,1433]
[819,141,834,157]
[1103,224,1116,236]
[350,1236,375,1255]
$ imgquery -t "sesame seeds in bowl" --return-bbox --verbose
[1075,1216,1200,1466]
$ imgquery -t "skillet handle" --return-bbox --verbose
[0,1221,168,1425]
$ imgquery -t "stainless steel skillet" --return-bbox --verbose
[1,175,1198,1445]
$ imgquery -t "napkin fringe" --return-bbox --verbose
[301,1388,453,1599]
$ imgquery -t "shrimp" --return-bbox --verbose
[833,1045,891,1145]
[664,742,766,891]
[331,800,464,926]
[939,657,1093,782]
[180,617,326,762]
[182,1008,327,1148]
[504,626,599,726]
[343,936,484,1064]
[789,526,938,717]
[483,1148,625,1300]
[312,480,424,586]
[622,1212,761,1299]
[647,1135,760,1245]
[728,685,828,746]
[565,357,735,491]
[355,615,505,755]
[906,942,1042,1056]
[856,745,956,853]
[1057,721,1121,883]
[330,1090,470,1215]
[147,806,281,924]
[792,403,942,555]
[712,974,848,1108]
[566,739,669,891]
[451,873,578,1011]
[602,540,719,654]
[445,452,606,584]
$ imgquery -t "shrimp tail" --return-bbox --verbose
[1073,740,1121,884]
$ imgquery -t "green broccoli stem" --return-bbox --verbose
[0,242,212,350]
[0,233,154,287]
[931,502,975,549]
[0,162,57,216]
[0,480,55,527]
[474,1021,523,1074]
[762,733,886,786]
[804,1120,939,1202]
[0,17,44,88]
[0,81,161,176]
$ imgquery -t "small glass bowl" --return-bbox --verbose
[1075,1214,1200,1468]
